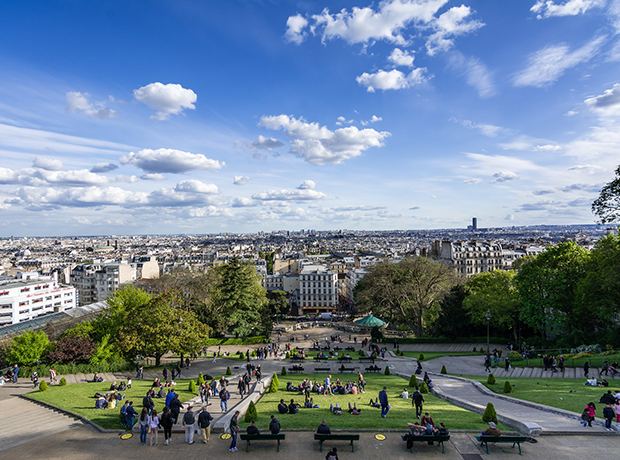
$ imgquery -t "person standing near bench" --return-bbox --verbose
[379,386,390,418]
[183,406,196,444]
[412,388,424,419]
[325,446,338,460]
[229,411,240,452]
[198,405,213,443]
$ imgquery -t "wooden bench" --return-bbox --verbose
[475,435,528,455]
[309,347,321,352]
[288,366,304,373]
[345,346,355,352]
[337,357,353,363]
[240,433,286,452]
[365,365,381,373]
[401,434,450,454]
[314,367,331,373]
[338,366,356,373]
[359,357,375,363]
[291,357,306,362]
[314,433,360,452]
[313,357,329,362]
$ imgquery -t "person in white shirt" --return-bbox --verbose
[401,388,409,399]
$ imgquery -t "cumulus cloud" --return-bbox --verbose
[284,14,309,44]
[66,92,118,119]
[448,51,496,98]
[531,0,604,19]
[258,114,390,165]
[425,5,485,55]
[33,156,64,171]
[388,48,415,67]
[513,36,606,87]
[233,175,251,186]
[236,135,284,151]
[140,173,167,181]
[174,180,219,194]
[90,163,119,173]
[568,164,603,172]
[120,148,224,173]
[232,197,256,207]
[491,171,519,183]
[17,186,148,209]
[297,180,316,190]
[133,82,197,120]
[585,83,620,117]
[36,169,110,187]
[356,68,427,92]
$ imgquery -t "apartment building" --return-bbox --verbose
[432,240,503,277]
[299,265,338,313]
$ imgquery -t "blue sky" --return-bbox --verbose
[0,0,619,236]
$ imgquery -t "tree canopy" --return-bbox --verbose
[592,164,620,223]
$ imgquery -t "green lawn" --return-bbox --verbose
[400,351,485,361]
[458,375,612,415]
[292,351,366,361]
[510,352,620,369]
[252,373,507,431]
[26,378,204,430]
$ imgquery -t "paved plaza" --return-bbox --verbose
[1,325,618,459]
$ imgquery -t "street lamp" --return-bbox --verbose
[485,310,492,357]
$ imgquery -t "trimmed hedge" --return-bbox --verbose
[225,366,232,376]
[39,381,48,391]
[59,377,67,386]
[503,381,512,394]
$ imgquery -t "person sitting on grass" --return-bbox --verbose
[304,397,314,408]
[288,399,301,414]
[330,403,343,415]
[401,388,409,399]
[369,398,380,408]
[278,399,288,414]
[348,402,360,414]
[317,419,331,434]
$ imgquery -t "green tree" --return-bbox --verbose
[47,336,96,364]
[516,242,589,339]
[208,258,269,337]
[267,290,289,317]
[91,285,152,342]
[354,257,458,337]
[117,293,210,366]
[89,334,118,365]
[464,270,520,342]
[7,330,50,365]
[432,284,476,339]
[592,165,620,223]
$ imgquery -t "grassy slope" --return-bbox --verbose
[459,375,612,415]
[253,373,507,431]
[401,351,485,361]
[26,379,203,430]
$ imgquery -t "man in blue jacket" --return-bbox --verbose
[379,386,390,418]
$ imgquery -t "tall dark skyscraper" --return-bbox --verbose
[472,217,478,231]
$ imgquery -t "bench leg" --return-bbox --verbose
[440,440,445,454]
[350,440,354,453]
[514,442,522,455]
[246,440,250,453]
[319,439,323,452]
[277,439,280,452]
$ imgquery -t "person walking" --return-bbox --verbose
[603,402,615,431]
[138,408,149,444]
[229,411,239,452]
[161,407,174,445]
[584,361,590,378]
[162,367,168,381]
[379,386,390,418]
[169,393,183,424]
[412,388,424,419]
[484,356,491,372]
[49,368,57,385]
[183,406,196,444]
[198,406,213,443]
[148,408,160,446]
[220,386,230,412]
[505,357,510,372]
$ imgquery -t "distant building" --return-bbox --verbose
[299,265,338,313]
[472,217,478,231]
[432,240,503,277]
[0,272,76,327]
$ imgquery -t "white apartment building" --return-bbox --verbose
[432,240,503,277]
[0,273,76,326]
[342,268,369,302]
[299,265,338,313]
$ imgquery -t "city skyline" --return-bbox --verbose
[1,1,619,236]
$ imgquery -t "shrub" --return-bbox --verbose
[272,372,279,387]
[419,382,428,394]
[507,351,523,362]
[359,350,365,357]
[482,402,498,424]
[198,372,205,386]
[226,366,232,376]
[285,352,290,359]
[189,380,197,393]
[440,365,447,374]
[244,401,258,422]
[59,377,67,386]
[503,381,512,393]
[46,336,96,364]
[409,374,418,389]
[39,381,48,391]
[384,366,391,375]
[281,366,287,376]
[487,373,496,385]
[7,330,50,366]
[473,346,477,352]
[268,378,278,393]
[418,354,425,361]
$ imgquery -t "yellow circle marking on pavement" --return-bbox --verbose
[221,433,231,440]
[375,434,386,440]
[120,433,133,440]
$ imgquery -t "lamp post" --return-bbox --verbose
[485,310,492,357]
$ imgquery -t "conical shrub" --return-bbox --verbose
[39,381,48,391]
[440,365,447,374]
[272,372,279,387]
[268,378,278,393]
[198,372,205,386]
[244,401,258,422]
[419,381,428,394]
[503,381,512,393]
[487,373,496,385]
[189,380,197,393]
[419,354,425,361]
[384,366,391,375]
[59,377,67,386]
[409,374,418,388]
[226,366,232,376]
[281,366,287,376]
[482,402,498,423]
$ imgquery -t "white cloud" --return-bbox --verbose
[120,148,224,173]
[532,144,561,151]
[233,175,251,186]
[258,114,390,165]
[531,0,604,19]
[426,5,485,56]
[284,14,309,44]
[140,173,167,181]
[36,169,110,187]
[33,156,64,171]
[459,119,505,137]
[236,135,284,151]
[463,178,482,184]
[388,48,415,67]
[568,164,603,172]
[360,115,383,126]
[466,153,540,176]
[491,171,519,183]
[66,92,118,119]
[17,186,148,208]
[448,51,496,98]
[297,180,316,190]
[513,36,606,87]
[174,180,219,194]
[232,197,256,207]
[584,83,620,117]
[90,163,119,173]
[356,68,427,92]
[133,82,197,120]
[252,188,327,201]
[333,205,387,211]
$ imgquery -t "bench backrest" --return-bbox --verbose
[240,433,286,440]
[478,435,526,442]
[314,434,360,440]
[402,434,450,441]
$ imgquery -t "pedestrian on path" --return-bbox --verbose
[148,409,160,446]
[412,388,424,419]
[138,408,149,444]
[603,403,615,431]
[183,406,196,444]
[584,361,590,378]
[198,406,213,443]
[229,411,239,452]
[161,407,173,445]
[220,387,230,412]
[379,386,390,418]
[484,356,491,372]
[49,368,57,384]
